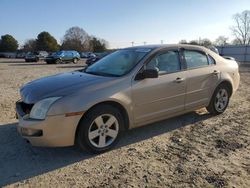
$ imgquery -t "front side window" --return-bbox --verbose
[146,51,181,74]
[184,50,209,69]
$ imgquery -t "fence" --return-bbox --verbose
[216,45,250,63]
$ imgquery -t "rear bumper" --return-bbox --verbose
[16,102,82,147]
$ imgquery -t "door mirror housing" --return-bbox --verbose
[135,69,158,80]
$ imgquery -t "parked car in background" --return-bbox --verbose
[207,46,237,64]
[45,51,80,64]
[25,51,48,62]
[222,56,236,61]
[16,51,26,59]
[16,44,240,153]
[0,53,6,58]
[0,52,17,58]
[80,52,96,59]
[86,52,111,66]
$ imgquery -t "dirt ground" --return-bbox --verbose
[0,59,249,188]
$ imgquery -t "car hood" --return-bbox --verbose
[20,71,114,104]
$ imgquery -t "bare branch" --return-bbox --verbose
[231,10,250,45]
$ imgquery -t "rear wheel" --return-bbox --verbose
[206,84,230,115]
[73,58,77,64]
[76,105,124,153]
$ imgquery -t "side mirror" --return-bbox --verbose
[135,69,158,80]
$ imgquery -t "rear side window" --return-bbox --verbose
[65,52,71,56]
[184,50,209,69]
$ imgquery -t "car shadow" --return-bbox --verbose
[0,110,212,186]
[0,60,25,64]
[8,64,87,68]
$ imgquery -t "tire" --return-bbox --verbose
[55,59,61,64]
[206,84,230,115]
[76,104,124,153]
[73,58,77,64]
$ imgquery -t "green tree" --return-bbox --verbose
[61,26,109,52]
[22,39,36,52]
[0,34,18,52]
[189,40,199,45]
[89,37,107,52]
[200,38,212,47]
[36,31,59,52]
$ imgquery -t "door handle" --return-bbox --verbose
[213,70,220,75]
[174,77,184,83]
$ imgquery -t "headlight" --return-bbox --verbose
[29,97,61,120]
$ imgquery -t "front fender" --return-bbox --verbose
[47,77,132,120]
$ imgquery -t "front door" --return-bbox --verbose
[131,50,186,126]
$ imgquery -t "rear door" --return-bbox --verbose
[62,51,70,61]
[182,49,220,109]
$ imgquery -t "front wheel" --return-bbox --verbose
[76,105,124,153]
[55,59,62,64]
[206,84,230,115]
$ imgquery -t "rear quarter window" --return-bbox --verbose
[208,55,216,65]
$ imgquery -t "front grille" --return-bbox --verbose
[20,102,34,115]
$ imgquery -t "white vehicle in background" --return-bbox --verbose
[25,51,48,62]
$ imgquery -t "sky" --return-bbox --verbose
[0,0,250,49]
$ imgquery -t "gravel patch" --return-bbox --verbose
[0,59,249,187]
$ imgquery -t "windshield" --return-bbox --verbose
[85,49,150,76]
[27,52,32,55]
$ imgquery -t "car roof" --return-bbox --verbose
[124,44,208,51]
[59,50,78,52]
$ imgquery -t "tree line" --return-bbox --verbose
[0,10,250,52]
[0,26,108,53]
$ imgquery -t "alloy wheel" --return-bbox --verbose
[214,88,229,112]
[88,114,119,148]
